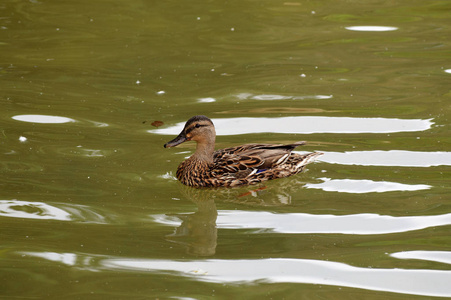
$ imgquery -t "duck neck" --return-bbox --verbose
[192,138,215,164]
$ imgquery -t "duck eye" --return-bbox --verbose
[195,124,201,128]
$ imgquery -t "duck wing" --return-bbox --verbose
[214,142,305,158]
[213,142,306,175]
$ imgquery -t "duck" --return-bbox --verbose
[164,115,323,187]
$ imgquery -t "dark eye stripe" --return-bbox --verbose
[185,124,207,134]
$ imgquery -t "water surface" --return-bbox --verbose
[1,0,450,298]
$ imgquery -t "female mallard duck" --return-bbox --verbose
[164,115,322,187]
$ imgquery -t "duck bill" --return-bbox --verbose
[164,132,187,148]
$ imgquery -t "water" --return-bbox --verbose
[1,0,450,298]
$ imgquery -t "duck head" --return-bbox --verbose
[164,115,216,148]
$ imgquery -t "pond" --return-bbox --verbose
[1,0,450,298]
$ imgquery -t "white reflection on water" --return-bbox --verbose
[0,200,106,223]
[12,114,76,124]
[305,178,430,193]
[152,211,451,235]
[0,200,71,220]
[101,257,451,297]
[390,251,451,264]
[16,251,451,297]
[198,97,216,103]
[318,150,451,167]
[150,117,433,135]
[391,251,451,265]
[19,251,98,271]
[21,251,78,266]
[345,26,398,32]
[236,93,333,101]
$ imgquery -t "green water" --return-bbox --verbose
[1,0,450,299]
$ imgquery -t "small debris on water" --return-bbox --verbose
[151,120,164,128]
[238,186,267,197]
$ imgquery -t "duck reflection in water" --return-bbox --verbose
[165,186,218,256]
[165,176,316,256]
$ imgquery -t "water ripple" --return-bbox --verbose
[18,251,451,296]
[101,257,451,297]
[12,114,76,124]
[0,200,71,220]
[318,150,451,167]
[305,178,431,193]
[0,199,107,223]
[0,161,43,172]
[391,251,451,265]
[50,146,113,157]
[16,249,451,298]
[21,251,78,266]
[236,93,333,101]
[345,26,398,32]
[150,116,433,135]
[152,211,451,235]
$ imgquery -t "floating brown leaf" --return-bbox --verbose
[151,120,164,128]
